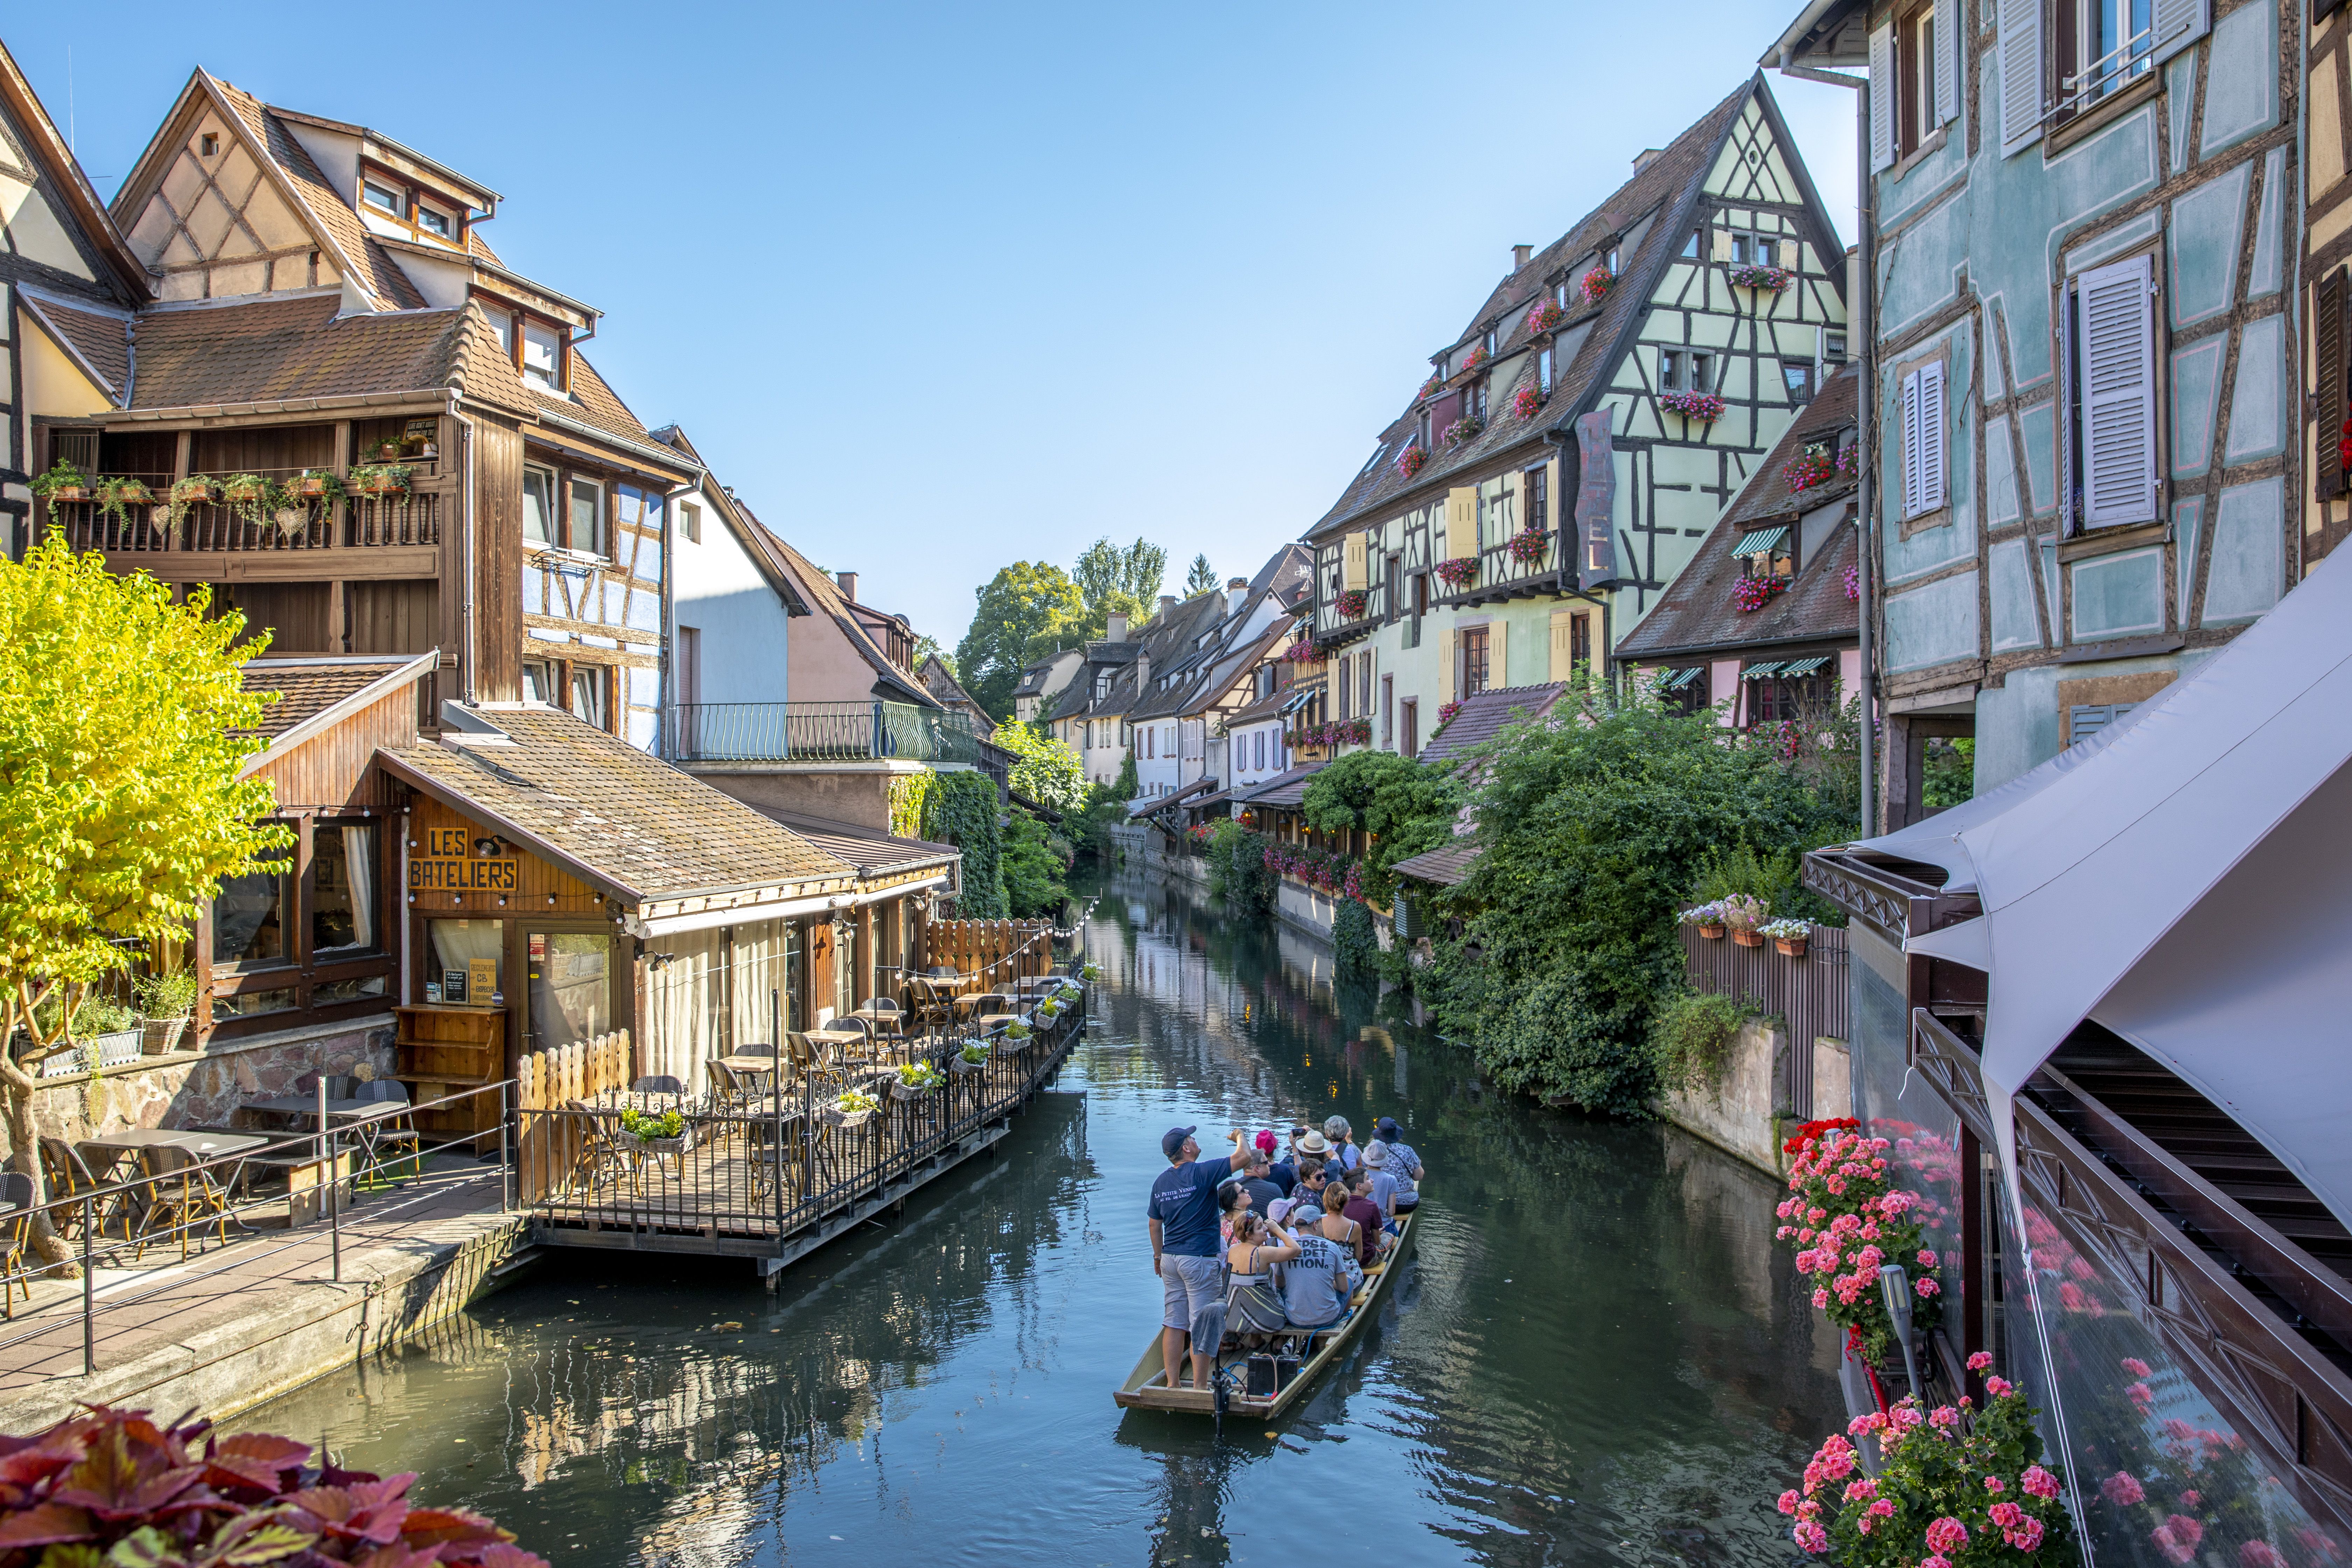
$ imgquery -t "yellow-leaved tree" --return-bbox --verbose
[0,539,290,1263]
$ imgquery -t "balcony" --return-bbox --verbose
[666,701,993,770]
[1313,580,1387,640]
[47,469,443,560]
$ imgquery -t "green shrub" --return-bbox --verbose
[134,968,200,1018]
[1297,750,1459,909]
[1649,989,1759,1098]
[1690,842,1798,910]
[1001,804,1072,917]
[1333,897,1378,978]
[72,995,140,1036]
[1205,819,1276,916]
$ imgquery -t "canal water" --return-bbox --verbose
[242,871,1845,1568]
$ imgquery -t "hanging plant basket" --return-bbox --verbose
[1660,390,1726,423]
[1732,928,1766,947]
[1699,923,1728,940]
[1506,528,1548,565]
[1337,589,1369,619]
[1775,935,1809,957]
[1433,556,1479,588]
[1394,446,1428,481]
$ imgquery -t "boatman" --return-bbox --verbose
[1149,1125,1243,1391]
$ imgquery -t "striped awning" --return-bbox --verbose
[1742,662,1784,680]
[1730,525,1790,556]
[1659,667,1704,690]
[1279,688,1316,715]
[1780,655,1832,676]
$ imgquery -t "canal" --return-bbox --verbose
[241,870,1845,1567]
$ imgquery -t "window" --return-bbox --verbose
[1898,360,1949,519]
[572,665,609,730]
[362,181,402,216]
[1824,330,1849,364]
[1482,326,1498,356]
[568,477,605,556]
[1460,626,1490,695]
[1538,343,1554,393]
[1784,360,1816,405]
[212,867,287,967]
[1897,3,1937,158]
[1468,378,1488,421]
[1401,699,1418,758]
[1682,227,1702,258]
[1525,465,1549,537]
[680,500,701,543]
[1356,652,1372,716]
[417,206,452,238]
[2063,0,2156,108]
[523,466,558,545]
[486,306,516,360]
[1571,614,1592,669]
[1381,674,1394,748]
[2065,254,2158,530]
[1660,349,1715,393]
[310,824,379,955]
[200,132,219,158]
[522,322,564,391]
[1338,659,1351,720]
[523,660,556,704]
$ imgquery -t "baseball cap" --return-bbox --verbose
[1267,1198,1298,1225]
[1161,1126,1197,1159]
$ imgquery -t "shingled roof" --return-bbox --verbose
[239,655,421,738]
[1418,683,1567,765]
[127,293,462,410]
[378,706,855,906]
[22,292,133,399]
[1720,364,1859,532]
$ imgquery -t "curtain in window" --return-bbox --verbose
[644,926,722,1092]
[428,920,502,1001]
[342,826,375,951]
[729,919,792,1047]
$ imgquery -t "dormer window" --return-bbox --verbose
[1553,280,1572,310]
[1482,326,1498,356]
[522,321,564,391]
[417,205,452,239]
[362,181,403,217]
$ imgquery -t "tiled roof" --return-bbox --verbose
[531,352,662,451]
[1235,761,1326,808]
[755,811,959,877]
[1615,500,1858,663]
[1392,840,1480,888]
[379,707,854,904]
[214,79,427,313]
[761,530,937,706]
[239,657,408,737]
[1311,81,1756,538]
[1419,683,1567,765]
[27,295,132,398]
[1720,365,1859,531]
[129,294,467,410]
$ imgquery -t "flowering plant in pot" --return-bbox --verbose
[1721,892,1769,944]
[1844,563,1862,602]
[1442,415,1484,448]
[1784,448,1836,493]
[1459,345,1489,373]
[1578,266,1615,306]
[1774,1122,1945,1362]
[1733,574,1789,612]
[1080,962,1101,982]
[1779,1363,2074,1562]
[1659,390,1726,423]
[1418,373,1442,400]
[1507,527,1548,564]
[1728,262,1794,293]
[1337,588,1369,619]
[1525,300,1566,334]
[1394,444,1428,480]
[1282,637,1317,663]
[1762,916,1812,956]
[1512,383,1545,421]
[894,1060,942,1097]
[30,460,90,502]
[1682,901,1729,939]
[1433,698,1463,732]
[1433,556,1479,588]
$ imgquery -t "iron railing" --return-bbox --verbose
[664,700,991,766]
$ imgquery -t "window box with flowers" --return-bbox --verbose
[1433,556,1479,589]
[1336,589,1369,620]
[1783,444,1857,495]
[1512,383,1546,421]
[1281,638,1318,664]
[1418,373,1442,401]
[1733,574,1790,613]
[1843,564,1861,602]
[1442,415,1484,448]
[1659,390,1726,424]
[1726,262,1794,293]
[1525,300,1566,334]
[1395,445,1428,480]
[1506,528,1549,565]
[1578,266,1615,307]
[1459,345,1489,374]
[1286,719,1372,751]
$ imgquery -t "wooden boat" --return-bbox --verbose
[1113,1201,1419,1419]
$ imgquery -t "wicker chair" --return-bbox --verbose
[0,1172,31,1318]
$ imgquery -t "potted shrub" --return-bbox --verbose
[30,461,89,503]
[1337,588,1369,618]
[220,473,290,528]
[162,475,218,536]
[1394,445,1428,480]
[1722,892,1769,946]
[293,469,345,504]
[1434,556,1479,589]
[375,438,402,461]
[1659,390,1726,424]
[1459,345,1489,372]
[1762,916,1812,957]
[134,968,200,1054]
[620,1106,687,1151]
[1682,901,1729,940]
[1507,527,1548,564]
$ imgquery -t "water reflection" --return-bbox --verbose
[243,872,1842,1567]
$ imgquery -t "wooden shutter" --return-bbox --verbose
[1917,361,1948,513]
[1935,0,1960,123]
[2078,255,2158,528]
[1549,611,1574,680]
[1780,238,1802,271]
[2318,268,2347,501]
[1491,621,1508,688]
[1870,22,1897,171]
[1713,227,1737,262]
[1900,370,1925,516]
[2154,0,2208,61]
[1442,629,1458,704]
[1444,486,1477,558]
[1343,532,1368,590]
[1998,0,2043,156]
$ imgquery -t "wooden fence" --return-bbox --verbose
[917,918,1055,989]
[516,1030,633,1203]
[1679,923,1849,1118]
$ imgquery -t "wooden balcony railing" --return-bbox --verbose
[46,470,442,555]
[1314,579,1388,637]
[1433,529,1561,606]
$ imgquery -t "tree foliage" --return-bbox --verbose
[988,719,1086,812]
[1001,806,1072,918]
[1204,820,1277,916]
[920,769,1005,918]
[1296,750,1460,907]
[1421,690,1849,1116]
[1184,553,1219,596]
[0,541,291,1253]
[953,562,1082,722]
[1074,536,1166,616]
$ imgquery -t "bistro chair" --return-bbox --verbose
[135,1145,235,1260]
[785,1032,849,1097]
[631,1074,687,1099]
[350,1080,423,1182]
[560,1099,630,1194]
[708,1059,752,1115]
[0,1172,32,1319]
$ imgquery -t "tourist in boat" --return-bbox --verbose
[1218,1176,1253,1241]
[1150,1125,1245,1392]
[1221,1145,1285,1215]
[1301,1178,1365,1265]
[1277,1193,1363,1330]
[1225,1210,1296,1343]
[1337,1171,1385,1263]
[1263,1130,1298,1196]
[1360,1139,1402,1219]
[1323,1116,1362,1172]
[1374,1117,1422,1212]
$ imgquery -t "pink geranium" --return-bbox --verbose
[2102,1471,2147,1507]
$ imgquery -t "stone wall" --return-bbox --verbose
[1663,1019,1790,1177]
[2,1016,398,1166]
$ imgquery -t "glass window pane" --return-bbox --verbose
[313,975,388,1007]
[418,207,450,237]
[213,986,296,1021]
[522,469,555,544]
[568,479,603,556]
[312,824,378,954]
[527,932,611,1050]
[212,869,286,967]
[428,919,503,1004]
[572,667,607,728]
[522,323,562,388]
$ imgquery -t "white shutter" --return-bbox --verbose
[1935,0,1960,124]
[1917,361,1948,513]
[1870,23,1897,171]
[1900,370,1924,516]
[2078,255,2158,528]
[1998,0,2044,155]
[2153,0,2209,62]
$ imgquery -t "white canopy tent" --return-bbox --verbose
[1851,549,2352,1233]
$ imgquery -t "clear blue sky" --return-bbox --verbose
[8,3,1856,654]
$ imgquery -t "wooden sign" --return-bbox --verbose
[404,797,602,915]
[410,825,519,895]
[1574,410,1620,592]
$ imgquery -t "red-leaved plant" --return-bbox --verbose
[0,1406,544,1568]
[1779,1357,2076,1563]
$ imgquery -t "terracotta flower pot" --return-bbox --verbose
[51,485,85,502]
[1775,937,1809,958]
[1698,924,1727,940]
[1732,928,1765,947]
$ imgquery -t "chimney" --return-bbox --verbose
[1226,576,1249,619]
[1632,148,1665,173]
[836,570,857,602]
[1512,243,1533,270]
[1106,612,1129,642]
[1158,594,1177,618]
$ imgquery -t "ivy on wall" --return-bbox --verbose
[922,769,1006,918]
[888,774,932,841]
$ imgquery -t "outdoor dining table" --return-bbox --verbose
[77,1128,275,1225]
